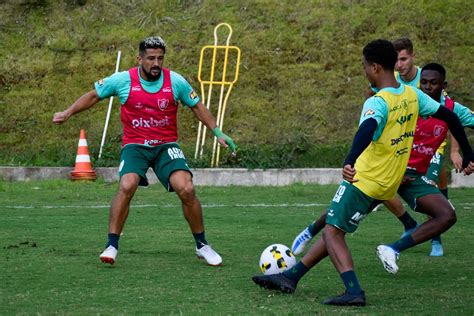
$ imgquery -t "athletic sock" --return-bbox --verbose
[193,231,208,249]
[283,261,309,283]
[106,233,120,249]
[389,235,416,253]
[398,211,418,231]
[340,270,363,295]
[432,235,442,244]
[440,189,448,199]
[307,222,319,236]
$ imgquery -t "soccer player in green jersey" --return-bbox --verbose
[252,39,474,306]
[53,36,236,267]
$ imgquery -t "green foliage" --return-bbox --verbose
[1,181,474,314]
[0,0,472,167]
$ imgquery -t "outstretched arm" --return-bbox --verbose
[431,106,473,174]
[190,101,237,152]
[53,90,101,124]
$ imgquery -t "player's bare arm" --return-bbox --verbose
[53,90,101,124]
[450,135,463,172]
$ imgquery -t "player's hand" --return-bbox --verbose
[212,127,237,153]
[450,151,463,172]
[462,154,474,175]
[342,164,358,183]
[463,162,474,175]
[401,175,415,185]
[52,111,70,124]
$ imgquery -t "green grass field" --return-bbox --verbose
[1,180,473,314]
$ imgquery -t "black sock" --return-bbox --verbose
[398,211,418,230]
[283,261,309,283]
[340,270,363,295]
[389,235,416,253]
[432,235,442,244]
[193,231,208,249]
[307,222,319,236]
[106,233,120,249]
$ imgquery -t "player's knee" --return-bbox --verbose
[176,182,196,200]
[118,179,138,197]
[439,209,457,229]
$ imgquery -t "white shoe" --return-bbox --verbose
[196,244,222,266]
[291,227,313,255]
[376,245,399,274]
[430,241,444,257]
[100,245,118,265]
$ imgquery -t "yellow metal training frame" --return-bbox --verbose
[195,23,241,167]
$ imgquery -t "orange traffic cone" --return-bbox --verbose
[70,129,97,181]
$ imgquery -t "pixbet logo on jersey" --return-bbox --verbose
[131,116,171,129]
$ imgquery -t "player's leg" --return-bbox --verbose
[169,170,204,235]
[408,194,455,243]
[376,173,453,273]
[383,196,418,237]
[169,170,222,266]
[254,182,372,306]
[157,143,222,266]
[426,152,448,256]
[100,145,149,265]
[291,211,327,255]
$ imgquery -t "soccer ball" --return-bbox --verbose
[259,244,296,275]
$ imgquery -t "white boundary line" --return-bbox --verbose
[4,202,473,210]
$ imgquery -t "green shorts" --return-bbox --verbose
[397,169,442,211]
[325,181,381,233]
[118,143,192,191]
[425,152,445,183]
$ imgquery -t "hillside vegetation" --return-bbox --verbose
[1,0,473,168]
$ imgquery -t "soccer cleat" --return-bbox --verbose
[430,241,444,257]
[400,224,419,239]
[252,273,297,294]
[322,291,366,306]
[196,244,223,266]
[100,245,118,265]
[291,227,313,255]
[376,245,399,274]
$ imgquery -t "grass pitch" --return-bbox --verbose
[1,180,473,314]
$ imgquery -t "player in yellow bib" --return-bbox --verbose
[251,39,474,306]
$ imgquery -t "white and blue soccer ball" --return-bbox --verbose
[259,244,296,275]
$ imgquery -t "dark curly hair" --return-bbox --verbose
[363,39,397,70]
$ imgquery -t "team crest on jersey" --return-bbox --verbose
[433,125,445,137]
[157,99,169,111]
[189,90,198,100]
[364,109,375,117]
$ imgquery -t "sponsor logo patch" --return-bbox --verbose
[433,125,445,137]
[189,90,198,100]
[157,99,169,111]
[98,79,104,86]
[364,109,375,117]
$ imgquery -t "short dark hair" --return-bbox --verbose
[393,37,413,54]
[139,36,167,55]
[421,63,446,80]
[363,39,398,70]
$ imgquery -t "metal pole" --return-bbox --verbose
[98,50,121,159]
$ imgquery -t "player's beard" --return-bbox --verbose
[142,66,161,81]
